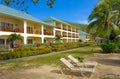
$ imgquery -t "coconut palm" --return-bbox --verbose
[87,0,119,43]
[7,33,22,48]
[111,0,120,27]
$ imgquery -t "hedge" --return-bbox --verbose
[0,42,96,60]
[0,46,52,60]
[100,42,120,53]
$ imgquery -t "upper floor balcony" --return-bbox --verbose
[56,26,61,29]
[44,31,53,36]
[63,35,67,37]
[0,26,24,33]
[27,29,41,35]
[62,27,67,31]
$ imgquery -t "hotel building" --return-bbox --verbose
[0,5,79,45]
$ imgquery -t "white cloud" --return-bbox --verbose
[77,20,89,24]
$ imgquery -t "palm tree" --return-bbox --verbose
[54,34,62,43]
[111,0,120,27]
[87,0,119,43]
[7,33,22,48]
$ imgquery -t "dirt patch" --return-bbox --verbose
[0,54,120,79]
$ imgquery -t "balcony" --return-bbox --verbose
[63,35,67,37]
[76,36,78,38]
[68,29,71,32]
[44,31,53,36]
[68,35,71,37]
[63,28,67,30]
[14,28,24,33]
[72,30,76,32]
[56,26,61,29]
[0,26,24,33]
[72,36,76,38]
[34,30,41,34]
[27,29,33,34]
[27,29,42,35]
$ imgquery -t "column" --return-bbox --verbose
[41,25,44,43]
[53,28,56,37]
[61,24,63,43]
[5,39,7,45]
[75,28,77,42]
[67,25,68,42]
[71,27,72,42]
[75,34,77,42]
[24,21,27,44]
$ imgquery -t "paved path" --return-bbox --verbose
[0,47,82,64]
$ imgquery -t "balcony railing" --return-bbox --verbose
[14,28,24,33]
[72,30,76,32]
[56,26,61,29]
[44,31,53,35]
[72,36,76,38]
[0,26,24,33]
[63,28,67,30]
[34,30,41,34]
[27,29,42,35]
[63,35,67,37]
[68,29,71,31]
[27,30,33,34]
[76,36,78,38]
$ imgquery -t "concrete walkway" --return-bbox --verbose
[0,47,82,64]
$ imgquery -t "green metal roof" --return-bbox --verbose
[43,16,78,28]
[0,4,54,27]
[79,30,87,35]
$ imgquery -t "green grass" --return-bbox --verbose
[0,46,102,70]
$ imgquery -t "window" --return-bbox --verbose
[0,39,5,44]
[27,39,33,44]
[0,22,5,31]
[0,22,14,31]
[27,26,33,33]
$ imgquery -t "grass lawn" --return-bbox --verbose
[0,46,102,70]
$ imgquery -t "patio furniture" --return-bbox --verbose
[68,55,98,67]
[60,58,95,77]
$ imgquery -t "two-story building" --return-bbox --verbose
[0,4,79,45]
[43,17,79,43]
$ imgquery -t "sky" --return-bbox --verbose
[27,0,100,24]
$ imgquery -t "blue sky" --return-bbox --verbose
[27,0,100,24]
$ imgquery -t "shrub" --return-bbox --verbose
[0,46,52,60]
[100,43,117,53]
[0,42,95,60]
[116,42,120,49]
[0,45,9,52]
[20,44,36,48]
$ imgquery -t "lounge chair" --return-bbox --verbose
[68,55,97,67]
[60,58,95,77]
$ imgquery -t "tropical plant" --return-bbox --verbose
[7,33,22,48]
[100,43,117,53]
[87,0,120,43]
[54,34,62,42]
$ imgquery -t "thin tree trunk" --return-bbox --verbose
[107,23,110,44]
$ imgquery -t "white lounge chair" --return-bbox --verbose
[60,58,95,77]
[68,55,97,67]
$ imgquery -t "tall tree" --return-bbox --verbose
[0,0,55,13]
[87,0,119,42]
[111,0,120,27]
